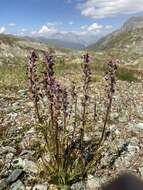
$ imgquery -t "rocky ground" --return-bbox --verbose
[0,80,143,190]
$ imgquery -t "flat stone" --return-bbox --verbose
[6,169,23,184]
[12,158,38,174]
[23,159,39,174]
[10,180,25,190]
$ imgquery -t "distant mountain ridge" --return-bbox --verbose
[0,33,76,66]
[34,37,85,50]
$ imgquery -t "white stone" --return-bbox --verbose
[135,123,143,130]
[86,175,101,190]
[12,158,39,174]
[10,180,25,190]
[33,184,48,190]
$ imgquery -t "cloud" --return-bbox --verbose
[38,25,57,35]
[31,25,91,44]
[80,25,87,30]
[9,23,16,27]
[30,21,113,45]
[0,26,6,34]
[81,22,113,32]
[105,25,113,29]
[29,23,62,37]
[21,28,27,32]
[69,21,74,25]
[32,23,102,39]
[81,22,103,31]
[31,31,37,35]
[77,0,143,19]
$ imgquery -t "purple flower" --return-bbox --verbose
[105,60,118,99]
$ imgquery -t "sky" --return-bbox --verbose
[0,0,143,44]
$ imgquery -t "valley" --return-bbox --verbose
[1,16,143,190]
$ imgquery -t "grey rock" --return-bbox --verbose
[0,146,16,155]
[6,169,23,184]
[71,181,86,190]
[135,123,143,130]
[10,180,25,190]
[12,158,38,174]
[129,123,143,132]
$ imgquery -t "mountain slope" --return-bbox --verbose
[87,16,143,67]
[0,34,74,66]
[87,16,143,52]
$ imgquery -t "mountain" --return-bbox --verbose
[87,16,143,67]
[121,16,143,32]
[0,34,72,66]
[34,37,85,50]
[87,16,143,52]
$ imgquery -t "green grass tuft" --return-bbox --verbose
[117,67,138,82]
